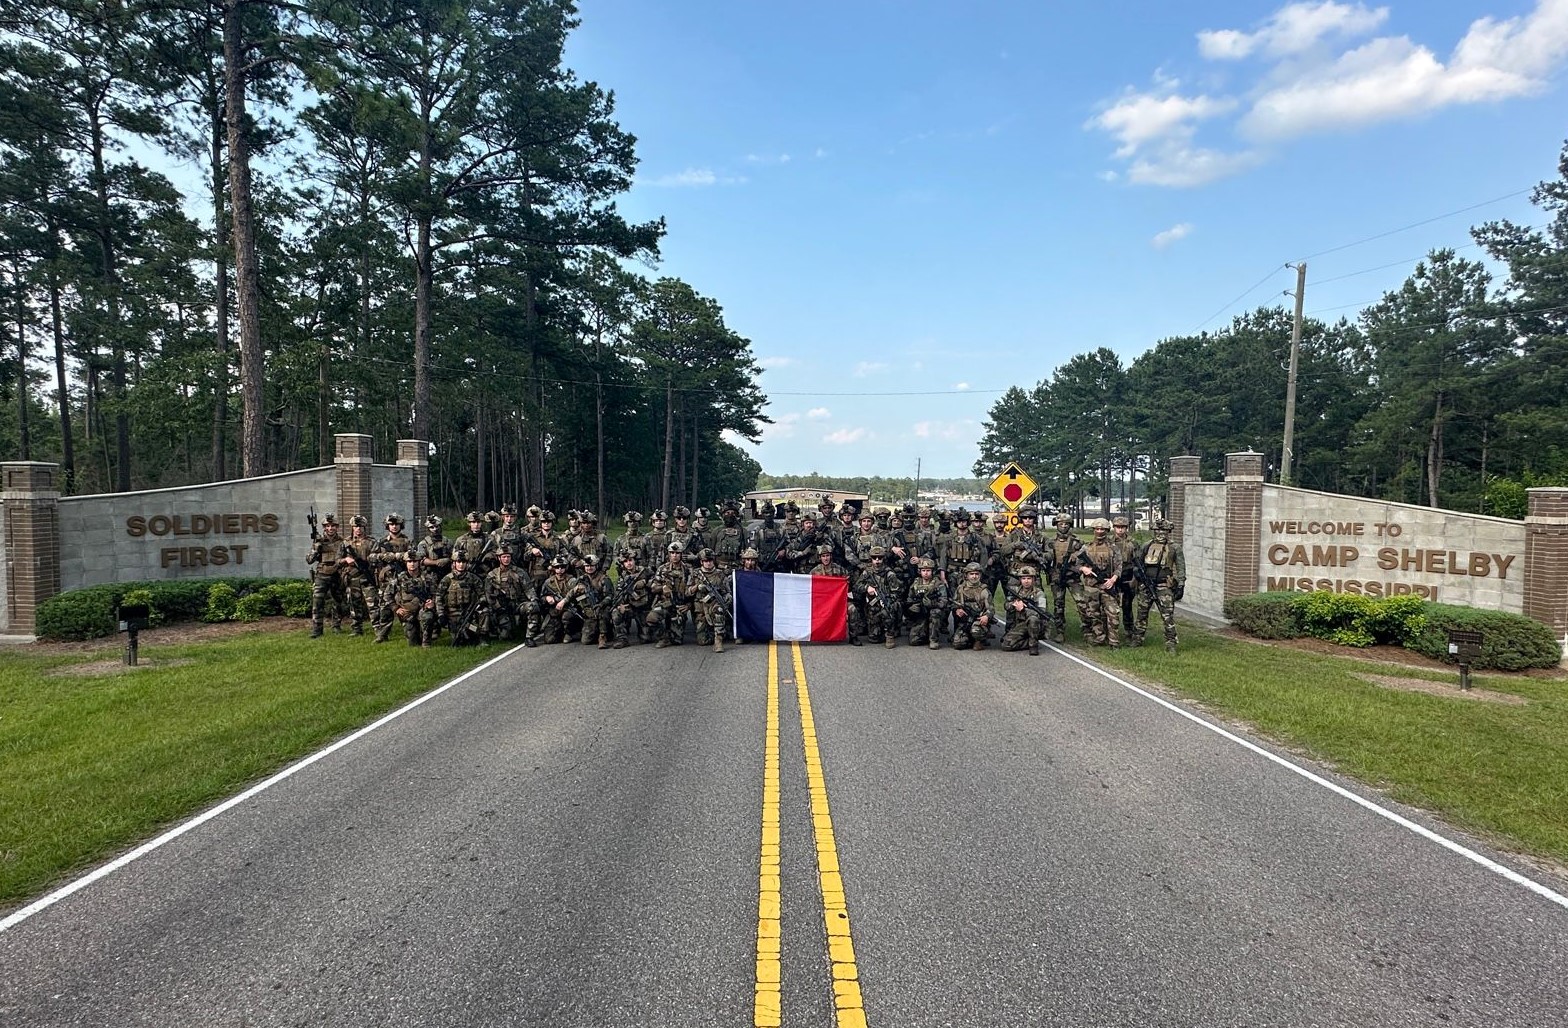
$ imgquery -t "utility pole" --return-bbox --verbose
[913,458,922,502]
[1281,262,1307,487]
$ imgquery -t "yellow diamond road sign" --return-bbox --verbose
[989,462,1037,511]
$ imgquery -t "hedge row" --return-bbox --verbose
[1224,591,1563,670]
[35,578,309,641]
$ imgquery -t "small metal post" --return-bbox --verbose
[124,626,139,667]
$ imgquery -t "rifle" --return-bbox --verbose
[450,587,487,646]
[697,579,732,622]
[307,507,320,542]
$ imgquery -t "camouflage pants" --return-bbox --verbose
[398,608,439,647]
[1050,580,1081,640]
[1134,581,1177,644]
[342,572,373,631]
[311,572,347,631]
[580,604,613,645]
[1081,585,1120,647]
[612,602,651,645]
[950,610,996,649]
[858,597,895,641]
[645,602,688,645]
[902,601,946,645]
[694,601,727,645]
[540,604,582,644]
[1000,607,1045,651]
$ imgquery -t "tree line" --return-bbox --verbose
[976,142,1568,521]
[754,474,991,505]
[0,0,767,515]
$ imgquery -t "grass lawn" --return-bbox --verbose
[0,625,498,910]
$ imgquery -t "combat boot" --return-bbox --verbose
[973,638,987,651]
[884,636,896,649]
[1166,638,1177,654]
[713,637,724,653]
[928,639,940,650]
[598,634,610,649]
[1029,639,1040,656]
[310,621,324,639]
[612,638,627,649]
[350,624,364,637]
[374,624,391,643]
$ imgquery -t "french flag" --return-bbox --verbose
[732,571,848,643]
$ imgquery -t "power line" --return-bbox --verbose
[1193,264,1289,332]
[1293,188,1533,263]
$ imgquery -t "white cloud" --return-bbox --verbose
[912,420,977,441]
[744,153,792,165]
[1152,222,1195,248]
[1198,2,1389,60]
[764,412,802,440]
[953,382,972,392]
[1128,146,1263,188]
[759,355,799,369]
[643,167,746,188]
[1088,90,1238,158]
[853,361,889,377]
[823,427,869,445]
[806,407,832,419]
[814,147,830,159]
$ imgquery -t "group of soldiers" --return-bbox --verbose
[302,496,1186,655]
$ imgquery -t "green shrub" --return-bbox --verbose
[1224,592,1304,639]
[1407,604,1563,671]
[36,577,308,640]
[119,588,164,627]
[1295,591,1377,646]
[268,581,313,618]
[234,590,277,622]
[203,582,239,623]
[1361,594,1428,646]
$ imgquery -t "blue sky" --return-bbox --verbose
[568,0,1568,480]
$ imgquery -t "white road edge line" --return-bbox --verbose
[1049,644,1568,912]
[0,644,524,935]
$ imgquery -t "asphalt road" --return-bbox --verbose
[3,639,1566,1027]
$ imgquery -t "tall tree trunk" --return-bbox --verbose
[13,263,28,460]
[690,419,700,508]
[413,212,432,443]
[476,401,486,511]
[317,342,330,464]
[223,0,266,478]
[661,377,673,510]
[210,97,229,481]
[88,113,129,490]
[48,263,74,489]
[1426,391,1443,508]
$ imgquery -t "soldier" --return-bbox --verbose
[537,553,582,644]
[783,510,823,573]
[369,513,414,643]
[949,562,996,651]
[691,507,714,555]
[572,511,612,572]
[855,546,899,648]
[525,504,543,536]
[487,503,528,569]
[904,556,949,649]
[833,505,858,564]
[750,502,785,572]
[486,548,539,645]
[415,514,452,579]
[810,543,854,644]
[453,511,490,569]
[711,502,746,571]
[647,542,692,647]
[386,552,439,648]
[1001,506,1047,596]
[436,553,487,645]
[617,512,645,563]
[946,510,986,586]
[611,551,653,647]
[1111,515,1138,639]
[986,511,1011,603]
[525,510,564,589]
[778,503,803,566]
[1131,517,1186,652]
[306,513,350,637]
[845,510,883,584]
[669,506,701,564]
[340,514,376,636]
[1046,512,1086,644]
[641,509,671,566]
[1000,565,1049,655]
[575,553,614,648]
[1074,518,1123,647]
[690,548,732,653]
[739,546,762,574]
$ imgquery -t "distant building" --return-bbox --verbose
[744,487,870,512]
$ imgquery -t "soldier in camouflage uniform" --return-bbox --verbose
[782,511,824,573]
[945,511,986,588]
[617,512,645,563]
[385,552,439,648]
[985,512,1011,604]
[436,553,488,645]
[903,557,949,649]
[647,542,692,647]
[1046,512,1086,643]
[453,512,490,570]
[949,562,996,650]
[641,510,671,567]
[571,512,612,574]
[487,503,528,570]
[1074,518,1124,647]
[668,506,701,566]
[1000,565,1048,655]
[1111,515,1138,640]
[854,547,900,648]
[415,514,452,581]
[574,553,614,648]
[691,507,714,555]
[750,503,785,572]
[690,549,731,652]
[537,553,582,644]
[485,549,539,645]
[1130,518,1186,652]
[340,515,376,635]
[611,551,653,647]
[810,543,853,643]
[369,513,414,642]
[711,502,746,571]
[525,511,564,590]
[307,514,350,637]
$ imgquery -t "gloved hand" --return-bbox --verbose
[1172,582,1185,601]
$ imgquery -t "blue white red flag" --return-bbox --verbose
[732,571,848,643]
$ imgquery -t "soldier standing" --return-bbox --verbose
[1000,565,1048,655]
[690,549,731,653]
[641,509,671,566]
[1131,518,1186,652]
[453,512,490,569]
[712,502,746,571]
[573,512,612,572]
[1046,513,1086,643]
[574,553,614,648]
[525,511,563,590]
[668,506,701,565]
[810,543,854,643]
[750,502,785,572]
[1074,518,1123,647]
[647,542,692,647]
[1111,515,1138,639]
[487,503,528,569]
[436,554,487,645]
[486,549,538,645]
[416,515,452,580]
[949,562,996,650]
[369,513,413,643]
[307,514,349,637]
[385,552,439,648]
[904,557,949,649]
[617,512,646,563]
[341,515,376,636]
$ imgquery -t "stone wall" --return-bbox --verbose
[1178,482,1228,620]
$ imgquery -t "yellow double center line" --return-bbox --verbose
[755,642,867,1027]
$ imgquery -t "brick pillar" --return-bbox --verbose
[2,462,62,634]
[1167,455,1201,545]
[397,439,430,530]
[1524,488,1568,645]
[335,433,374,528]
[1224,451,1265,602]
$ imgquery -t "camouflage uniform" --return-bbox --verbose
[616,512,646,563]
[949,563,997,650]
[436,556,488,645]
[369,515,414,642]
[384,556,439,647]
[711,504,747,571]
[573,554,614,648]
[415,515,453,580]
[569,513,612,575]
[1111,516,1138,639]
[1045,514,1086,643]
[903,557,949,649]
[640,511,671,567]
[525,516,565,589]
[810,545,853,643]
[485,552,539,644]
[340,517,376,635]
[668,507,702,567]
[1074,518,1124,647]
[783,513,826,573]
[647,543,692,647]
[1131,518,1186,652]
[486,503,528,570]
[537,556,582,644]
[610,554,653,647]
[452,512,491,571]
[854,548,900,647]
[306,515,350,637]
[690,550,732,652]
[749,504,785,572]
[1000,566,1048,655]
